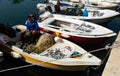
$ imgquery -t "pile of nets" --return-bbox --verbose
[25,33,56,54]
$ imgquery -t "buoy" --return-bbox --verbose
[10,52,22,58]
[0,51,3,57]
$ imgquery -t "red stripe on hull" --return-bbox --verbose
[71,36,110,45]
[39,28,110,45]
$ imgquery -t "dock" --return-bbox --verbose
[102,32,120,76]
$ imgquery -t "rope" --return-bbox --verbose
[86,41,120,70]
[83,41,120,55]
[116,6,120,11]
[0,64,35,73]
[90,48,111,70]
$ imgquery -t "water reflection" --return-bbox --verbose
[8,0,24,4]
[0,0,39,26]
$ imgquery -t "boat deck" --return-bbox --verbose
[102,31,120,76]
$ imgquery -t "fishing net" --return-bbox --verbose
[25,33,56,54]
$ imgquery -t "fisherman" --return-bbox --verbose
[24,13,40,44]
[44,0,49,5]
[54,0,61,13]
[44,0,53,13]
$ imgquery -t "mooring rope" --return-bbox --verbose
[0,64,35,73]
[83,41,120,55]
[87,41,120,70]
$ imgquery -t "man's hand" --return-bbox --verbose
[32,30,37,35]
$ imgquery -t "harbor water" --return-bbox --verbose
[0,0,120,76]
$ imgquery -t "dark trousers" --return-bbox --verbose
[24,30,40,44]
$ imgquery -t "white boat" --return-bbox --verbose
[84,0,118,9]
[38,15,116,44]
[0,25,101,71]
[37,0,118,10]
[36,0,74,13]
[37,1,119,24]
[91,0,120,4]
[39,7,119,24]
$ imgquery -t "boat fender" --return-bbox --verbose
[10,52,22,58]
[36,4,46,12]
[61,34,70,38]
[36,4,45,9]
[0,51,3,57]
[54,37,63,43]
[88,54,93,58]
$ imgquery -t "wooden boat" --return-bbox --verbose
[38,15,116,44]
[0,25,101,71]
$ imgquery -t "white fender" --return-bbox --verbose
[36,4,46,12]
[61,34,70,38]
[54,37,63,43]
[11,52,22,58]
[0,51,3,57]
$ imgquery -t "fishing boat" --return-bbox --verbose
[89,0,120,4]
[58,9,119,24]
[37,0,119,24]
[38,15,116,44]
[39,6,119,24]
[37,0,118,11]
[36,0,74,13]
[0,24,101,71]
[84,0,118,9]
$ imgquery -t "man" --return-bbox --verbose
[24,13,40,44]
[54,0,61,13]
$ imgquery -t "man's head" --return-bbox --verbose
[27,13,36,21]
[27,15,33,21]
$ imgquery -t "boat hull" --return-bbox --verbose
[80,16,115,24]
[70,36,110,45]
[0,25,101,71]
[87,0,118,10]
[0,42,89,71]
[39,28,110,45]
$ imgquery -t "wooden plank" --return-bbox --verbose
[102,32,120,76]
